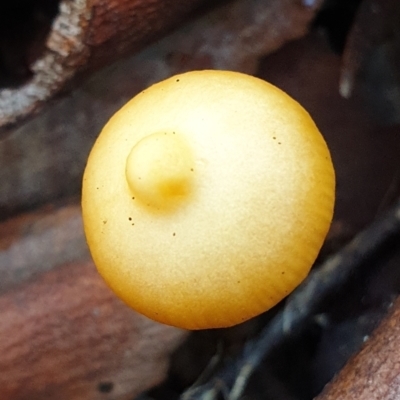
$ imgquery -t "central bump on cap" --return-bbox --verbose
[125,132,195,211]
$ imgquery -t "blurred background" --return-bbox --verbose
[0,0,399,399]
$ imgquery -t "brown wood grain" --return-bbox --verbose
[0,203,88,295]
[0,259,187,400]
[316,296,400,400]
[0,202,187,399]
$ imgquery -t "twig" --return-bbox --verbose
[181,199,400,400]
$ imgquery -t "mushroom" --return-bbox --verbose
[81,70,335,330]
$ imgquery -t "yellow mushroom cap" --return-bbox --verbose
[82,70,335,330]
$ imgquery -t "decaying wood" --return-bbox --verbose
[0,202,187,399]
[0,259,187,400]
[0,0,210,131]
[0,202,88,295]
[316,295,400,400]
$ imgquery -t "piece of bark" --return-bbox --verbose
[316,296,400,400]
[0,0,323,220]
[0,259,188,400]
[0,201,88,295]
[0,0,212,130]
